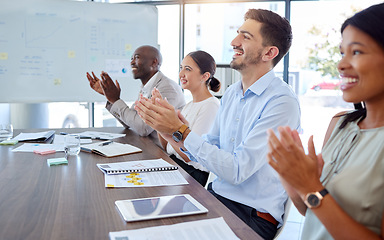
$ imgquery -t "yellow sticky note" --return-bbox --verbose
[53,78,62,85]
[68,51,76,58]
[134,182,144,185]
[0,52,8,60]
[125,44,132,51]
[107,184,115,188]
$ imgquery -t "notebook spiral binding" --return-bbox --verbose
[107,166,178,174]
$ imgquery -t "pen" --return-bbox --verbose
[99,141,113,146]
[80,136,92,139]
[64,147,68,160]
[80,136,109,140]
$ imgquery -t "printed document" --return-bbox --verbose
[12,143,65,152]
[109,217,240,240]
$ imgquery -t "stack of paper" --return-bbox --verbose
[12,130,55,143]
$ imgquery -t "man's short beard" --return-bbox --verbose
[230,60,245,70]
[230,50,263,71]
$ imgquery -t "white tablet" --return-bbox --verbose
[115,194,208,222]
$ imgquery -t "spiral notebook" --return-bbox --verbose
[81,141,142,158]
[97,159,178,175]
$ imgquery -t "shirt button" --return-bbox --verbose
[231,138,235,142]
[241,99,245,102]
[236,118,239,122]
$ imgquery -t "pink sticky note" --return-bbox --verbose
[34,150,56,155]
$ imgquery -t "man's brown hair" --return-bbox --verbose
[245,9,292,67]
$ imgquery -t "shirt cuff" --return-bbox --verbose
[108,99,127,117]
[179,147,195,161]
[105,101,112,111]
[109,99,127,112]
[181,131,205,163]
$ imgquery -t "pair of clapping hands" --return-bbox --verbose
[134,88,188,138]
[86,71,121,104]
[267,126,324,199]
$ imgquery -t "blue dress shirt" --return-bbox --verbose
[183,70,301,224]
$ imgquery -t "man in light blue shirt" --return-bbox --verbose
[135,9,300,240]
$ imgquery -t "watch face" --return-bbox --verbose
[307,194,320,207]
[172,131,182,142]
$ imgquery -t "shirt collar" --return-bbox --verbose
[141,71,160,97]
[241,69,276,97]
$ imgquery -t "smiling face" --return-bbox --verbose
[130,46,156,84]
[230,19,265,71]
[179,55,208,92]
[338,25,384,104]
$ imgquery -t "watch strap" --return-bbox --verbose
[177,124,188,135]
[172,124,189,143]
[319,188,329,197]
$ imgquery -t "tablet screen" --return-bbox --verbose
[115,194,208,222]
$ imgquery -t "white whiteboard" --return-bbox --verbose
[0,0,158,103]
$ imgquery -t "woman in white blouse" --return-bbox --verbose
[158,50,221,186]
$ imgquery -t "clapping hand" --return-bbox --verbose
[267,126,324,196]
[86,72,104,95]
[135,91,184,135]
[99,71,121,104]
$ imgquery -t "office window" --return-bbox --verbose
[48,102,89,128]
[157,5,180,83]
[289,0,383,151]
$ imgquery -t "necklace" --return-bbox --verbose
[321,122,361,186]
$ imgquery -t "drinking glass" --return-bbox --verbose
[64,134,80,155]
[0,124,13,141]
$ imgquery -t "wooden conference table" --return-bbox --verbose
[0,127,262,240]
